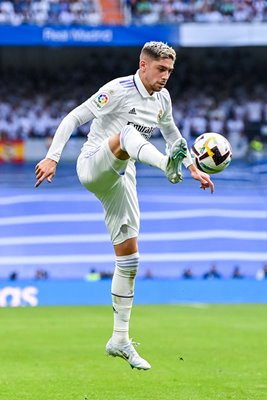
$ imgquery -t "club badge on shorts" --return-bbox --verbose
[92,93,109,110]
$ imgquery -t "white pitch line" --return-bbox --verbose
[1,252,267,265]
[0,194,264,205]
[0,194,97,205]
[0,209,266,226]
[0,233,109,245]
[1,230,267,246]
[139,194,264,205]
[0,213,103,225]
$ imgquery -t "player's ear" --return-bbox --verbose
[139,59,146,71]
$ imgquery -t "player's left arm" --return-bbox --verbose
[159,92,214,193]
[159,93,192,168]
[161,117,214,193]
[188,163,214,193]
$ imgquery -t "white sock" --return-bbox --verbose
[120,125,168,172]
[111,252,139,345]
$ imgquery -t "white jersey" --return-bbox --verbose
[46,70,192,167]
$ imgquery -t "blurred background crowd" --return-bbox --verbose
[0,46,266,160]
[0,0,267,26]
[127,0,267,25]
[7,263,267,281]
[0,0,101,25]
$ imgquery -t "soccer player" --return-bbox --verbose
[35,41,214,370]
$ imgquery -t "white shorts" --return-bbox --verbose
[76,138,140,244]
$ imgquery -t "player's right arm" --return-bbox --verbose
[35,80,125,188]
[35,158,57,188]
[34,102,95,187]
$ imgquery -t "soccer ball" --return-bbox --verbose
[191,132,232,174]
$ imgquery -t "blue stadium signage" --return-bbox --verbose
[0,25,180,46]
[42,27,113,43]
[1,280,267,306]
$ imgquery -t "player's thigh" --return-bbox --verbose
[98,161,140,244]
[77,139,127,193]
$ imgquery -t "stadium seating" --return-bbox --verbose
[0,0,267,26]
[0,47,266,161]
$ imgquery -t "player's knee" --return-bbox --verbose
[116,252,140,276]
[120,125,136,151]
[109,134,121,152]
[109,133,129,160]
[113,230,138,254]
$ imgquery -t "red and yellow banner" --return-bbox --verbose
[0,140,25,163]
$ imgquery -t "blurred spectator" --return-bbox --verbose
[203,264,222,279]
[9,271,18,281]
[256,264,267,280]
[228,131,249,160]
[226,113,245,137]
[34,269,49,280]
[85,268,101,281]
[182,267,194,279]
[190,110,208,140]
[249,135,265,163]
[231,266,244,279]
[100,270,113,279]
[144,269,153,279]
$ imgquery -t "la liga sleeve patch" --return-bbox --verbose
[92,92,110,110]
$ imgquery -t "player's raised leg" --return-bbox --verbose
[109,125,188,184]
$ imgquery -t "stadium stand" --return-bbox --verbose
[0,0,267,26]
[99,0,124,24]
[127,0,267,25]
[0,0,102,25]
[0,47,266,161]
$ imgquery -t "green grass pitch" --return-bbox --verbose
[0,304,266,400]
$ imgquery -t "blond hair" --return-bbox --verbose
[140,41,176,62]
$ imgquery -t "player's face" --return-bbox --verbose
[139,57,174,94]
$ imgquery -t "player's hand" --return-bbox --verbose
[35,158,57,188]
[188,164,214,194]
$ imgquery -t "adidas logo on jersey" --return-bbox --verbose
[129,108,136,115]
